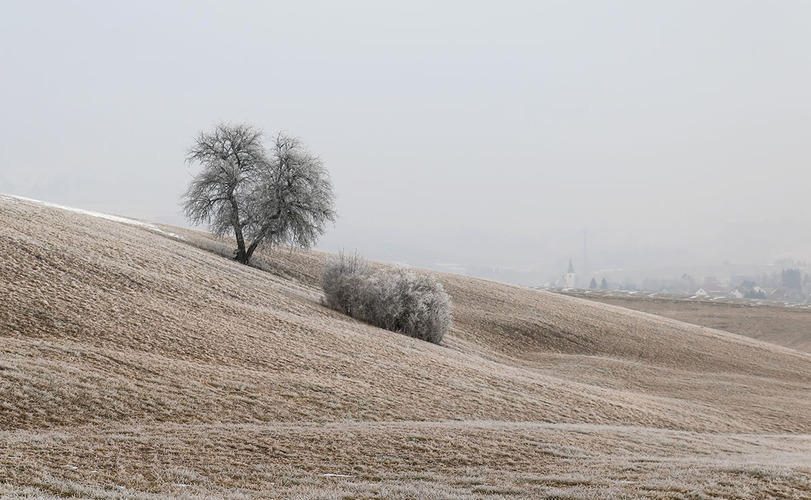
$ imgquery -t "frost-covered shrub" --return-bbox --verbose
[322,253,452,344]
[321,251,369,315]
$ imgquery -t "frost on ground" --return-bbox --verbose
[0,194,183,240]
[1,195,810,499]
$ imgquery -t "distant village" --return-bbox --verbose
[551,258,811,304]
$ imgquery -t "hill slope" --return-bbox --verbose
[1,194,809,499]
[552,289,811,353]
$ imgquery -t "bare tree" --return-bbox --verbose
[243,133,337,258]
[182,123,336,265]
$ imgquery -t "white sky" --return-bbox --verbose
[2,1,810,279]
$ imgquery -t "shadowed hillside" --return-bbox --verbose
[1,194,810,499]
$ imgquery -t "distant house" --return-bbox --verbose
[695,284,727,297]
[552,276,569,288]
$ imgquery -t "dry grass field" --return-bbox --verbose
[1,194,809,499]
[552,289,811,354]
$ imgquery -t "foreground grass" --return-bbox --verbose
[1,422,810,499]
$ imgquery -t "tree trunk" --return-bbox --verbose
[234,243,248,264]
[244,217,279,264]
[245,236,266,263]
[228,194,248,264]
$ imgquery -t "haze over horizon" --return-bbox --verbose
[3,1,810,284]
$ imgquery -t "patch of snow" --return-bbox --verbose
[2,194,183,240]
[320,473,353,478]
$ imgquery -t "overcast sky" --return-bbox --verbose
[2,1,810,281]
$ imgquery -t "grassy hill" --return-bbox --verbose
[1,194,809,499]
[551,289,811,354]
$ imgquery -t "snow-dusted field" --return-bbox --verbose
[1,195,810,498]
[1,194,183,239]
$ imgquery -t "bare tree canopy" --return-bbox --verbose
[182,123,336,264]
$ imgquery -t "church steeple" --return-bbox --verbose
[565,258,576,288]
